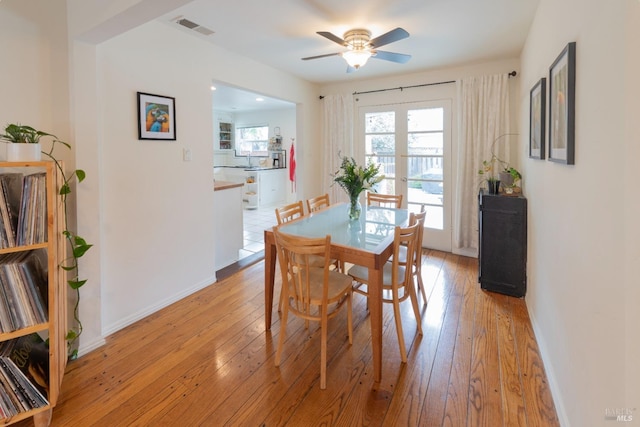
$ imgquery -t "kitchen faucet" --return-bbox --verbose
[247,152,252,167]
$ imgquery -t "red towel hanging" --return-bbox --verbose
[289,139,296,192]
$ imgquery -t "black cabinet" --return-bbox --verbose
[478,190,527,297]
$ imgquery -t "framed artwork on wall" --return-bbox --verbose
[548,42,576,164]
[137,92,176,140]
[529,77,546,159]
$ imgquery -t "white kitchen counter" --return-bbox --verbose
[213,181,244,271]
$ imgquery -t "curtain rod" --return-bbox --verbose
[318,70,517,99]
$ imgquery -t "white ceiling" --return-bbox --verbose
[159,0,539,110]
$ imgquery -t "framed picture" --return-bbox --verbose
[548,42,576,164]
[137,92,176,140]
[529,78,546,159]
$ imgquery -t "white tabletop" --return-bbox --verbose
[278,203,409,253]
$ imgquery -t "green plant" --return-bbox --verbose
[503,166,522,187]
[2,123,91,359]
[0,123,54,144]
[477,133,522,188]
[333,154,385,199]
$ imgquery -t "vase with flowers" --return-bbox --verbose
[333,155,384,220]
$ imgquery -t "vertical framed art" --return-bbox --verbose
[548,42,576,164]
[137,92,176,140]
[529,77,546,159]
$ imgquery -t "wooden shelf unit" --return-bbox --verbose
[0,161,67,426]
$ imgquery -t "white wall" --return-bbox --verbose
[520,0,640,425]
[0,1,71,158]
[96,21,219,334]
[71,15,320,351]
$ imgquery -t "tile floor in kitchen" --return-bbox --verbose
[239,203,279,261]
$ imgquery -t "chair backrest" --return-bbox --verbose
[273,228,332,307]
[275,200,305,225]
[367,192,403,208]
[306,194,330,213]
[390,222,420,288]
[409,206,426,267]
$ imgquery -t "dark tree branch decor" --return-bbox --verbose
[1,123,92,360]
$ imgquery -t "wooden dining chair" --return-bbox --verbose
[402,208,428,307]
[306,193,330,213]
[275,200,305,225]
[273,228,353,389]
[275,200,339,312]
[347,222,422,363]
[366,192,403,208]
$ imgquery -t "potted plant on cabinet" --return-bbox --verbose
[478,134,522,195]
[1,123,91,358]
[498,167,522,194]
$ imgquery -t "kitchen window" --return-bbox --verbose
[235,125,269,157]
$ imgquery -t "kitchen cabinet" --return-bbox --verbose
[258,169,286,207]
[214,112,234,151]
[215,167,286,208]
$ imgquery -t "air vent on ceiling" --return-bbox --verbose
[174,17,214,36]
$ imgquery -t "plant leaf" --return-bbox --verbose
[60,183,71,195]
[75,169,86,182]
[73,244,93,258]
[68,279,87,290]
[74,236,88,246]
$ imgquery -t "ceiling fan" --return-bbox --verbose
[302,27,411,72]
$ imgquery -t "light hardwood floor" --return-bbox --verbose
[18,250,559,426]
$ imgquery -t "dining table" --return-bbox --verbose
[263,202,410,383]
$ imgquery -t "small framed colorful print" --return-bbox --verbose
[137,92,176,140]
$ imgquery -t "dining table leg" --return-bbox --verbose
[368,266,383,383]
[264,230,277,331]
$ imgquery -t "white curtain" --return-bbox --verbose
[453,74,511,255]
[321,94,354,203]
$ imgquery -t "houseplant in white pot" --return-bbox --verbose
[0,123,48,161]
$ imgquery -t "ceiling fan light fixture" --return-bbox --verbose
[342,50,372,69]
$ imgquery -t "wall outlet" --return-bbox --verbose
[183,148,192,162]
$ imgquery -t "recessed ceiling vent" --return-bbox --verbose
[174,17,215,36]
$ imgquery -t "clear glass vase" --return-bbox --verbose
[349,195,362,220]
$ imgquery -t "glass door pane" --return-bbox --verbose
[406,108,444,229]
[365,111,396,195]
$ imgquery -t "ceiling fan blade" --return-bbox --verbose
[317,31,347,46]
[372,50,412,64]
[368,27,409,48]
[301,52,342,61]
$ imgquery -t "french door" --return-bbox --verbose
[360,100,452,251]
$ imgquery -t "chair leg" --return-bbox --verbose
[320,310,328,389]
[416,272,428,307]
[275,303,289,367]
[346,293,353,345]
[392,288,408,363]
[408,281,423,336]
[278,288,284,312]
